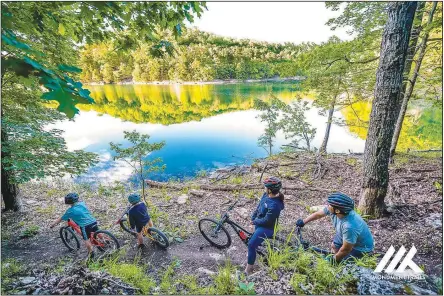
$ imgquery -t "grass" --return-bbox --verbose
[159,260,178,294]
[19,225,40,238]
[89,251,156,294]
[36,205,56,215]
[213,260,238,295]
[1,259,23,278]
[290,273,308,294]
[433,181,442,194]
[352,253,379,269]
[346,158,358,166]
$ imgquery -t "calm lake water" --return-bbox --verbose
[52,83,442,183]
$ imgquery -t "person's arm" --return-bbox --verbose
[128,209,136,230]
[303,209,327,225]
[251,194,264,221]
[252,205,278,227]
[333,241,354,262]
[334,228,358,262]
[50,217,62,228]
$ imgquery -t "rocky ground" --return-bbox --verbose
[1,152,442,294]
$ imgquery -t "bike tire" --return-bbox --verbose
[94,230,120,252]
[146,227,169,249]
[119,219,137,237]
[198,218,232,249]
[59,226,80,251]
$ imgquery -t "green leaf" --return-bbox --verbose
[239,282,247,290]
[174,237,184,243]
[58,64,82,73]
[247,282,254,290]
[58,23,66,35]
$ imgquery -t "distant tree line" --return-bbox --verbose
[79,29,310,83]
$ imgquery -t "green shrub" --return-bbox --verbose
[20,225,40,238]
[213,261,237,295]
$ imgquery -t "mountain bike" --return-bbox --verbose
[59,219,120,253]
[198,200,286,255]
[116,206,169,249]
[198,199,331,256]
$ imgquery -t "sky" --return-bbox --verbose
[190,2,352,44]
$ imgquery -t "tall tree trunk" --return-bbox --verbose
[1,123,22,212]
[319,98,336,154]
[358,2,417,218]
[390,2,437,160]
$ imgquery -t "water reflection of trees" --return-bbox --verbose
[342,101,442,151]
[79,84,300,125]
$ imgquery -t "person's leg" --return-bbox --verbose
[135,224,144,247]
[81,224,95,255]
[246,227,273,274]
[147,219,153,228]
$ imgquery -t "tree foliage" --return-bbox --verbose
[1,77,98,184]
[110,131,166,201]
[1,1,206,117]
[79,29,310,83]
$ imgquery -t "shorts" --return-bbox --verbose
[80,222,99,240]
[135,220,150,233]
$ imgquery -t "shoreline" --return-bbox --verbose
[84,76,305,86]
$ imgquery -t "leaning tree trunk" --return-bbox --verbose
[1,124,22,212]
[358,2,417,218]
[319,98,336,154]
[390,2,437,160]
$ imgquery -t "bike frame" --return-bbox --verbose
[212,199,330,255]
[67,219,105,247]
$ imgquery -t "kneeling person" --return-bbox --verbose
[127,194,153,249]
[296,192,374,263]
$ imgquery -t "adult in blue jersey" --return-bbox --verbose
[296,192,374,263]
[246,177,285,275]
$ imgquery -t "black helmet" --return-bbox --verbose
[327,192,354,214]
[263,176,282,191]
[65,193,79,204]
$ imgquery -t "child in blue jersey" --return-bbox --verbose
[127,193,153,249]
[50,193,98,256]
[246,177,285,275]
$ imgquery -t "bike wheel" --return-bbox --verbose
[94,230,120,253]
[119,219,137,237]
[60,227,80,251]
[198,218,231,249]
[146,227,169,249]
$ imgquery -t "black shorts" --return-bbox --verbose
[80,222,99,240]
[135,221,149,233]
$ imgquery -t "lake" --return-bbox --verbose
[52,83,442,183]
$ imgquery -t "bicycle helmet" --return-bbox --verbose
[65,193,79,204]
[263,176,282,191]
[327,192,354,214]
[128,193,141,204]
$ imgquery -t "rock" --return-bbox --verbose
[354,266,438,295]
[100,288,110,294]
[308,205,324,213]
[177,194,189,204]
[16,290,27,295]
[189,190,205,198]
[424,213,442,229]
[227,246,237,255]
[235,208,249,219]
[209,253,224,262]
[20,277,36,285]
[197,267,216,275]
[26,199,38,205]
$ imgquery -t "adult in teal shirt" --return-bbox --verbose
[296,192,374,263]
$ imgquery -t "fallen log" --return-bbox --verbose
[146,180,330,193]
